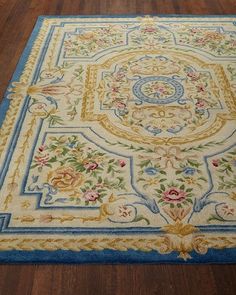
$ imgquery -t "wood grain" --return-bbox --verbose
[0,1,236,294]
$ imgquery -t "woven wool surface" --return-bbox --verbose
[0,15,236,263]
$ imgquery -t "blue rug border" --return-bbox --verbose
[0,15,236,264]
[0,248,236,264]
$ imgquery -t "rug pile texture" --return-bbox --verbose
[0,15,236,263]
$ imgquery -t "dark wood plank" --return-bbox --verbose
[0,264,235,295]
[0,1,236,294]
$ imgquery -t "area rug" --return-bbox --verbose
[0,15,236,263]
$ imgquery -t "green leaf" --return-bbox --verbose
[187,193,194,198]
[176,178,185,182]
[137,178,146,182]
[207,214,224,223]
[62,148,70,156]
[107,165,113,173]
[186,188,193,192]
[180,184,185,190]
[187,159,199,167]
[48,156,57,163]
[99,193,107,198]
[98,176,103,184]
[30,164,38,169]
[160,184,165,191]
[175,170,182,175]
[73,163,86,172]
[133,215,150,225]
[84,180,93,186]
[198,177,207,182]
[48,115,64,126]
[159,178,166,182]
[159,170,167,175]
[140,160,152,168]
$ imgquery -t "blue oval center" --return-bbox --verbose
[132,76,184,104]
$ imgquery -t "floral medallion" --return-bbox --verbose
[133,76,184,104]
[83,50,235,143]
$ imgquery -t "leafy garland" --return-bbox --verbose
[105,138,226,153]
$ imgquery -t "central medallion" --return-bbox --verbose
[133,76,184,104]
[82,49,230,144]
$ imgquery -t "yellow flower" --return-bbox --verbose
[94,156,104,162]
[77,31,96,41]
[47,166,84,192]
[184,177,196,185]
[57,136,67,143]
[54,147,64,155]
[21,201,31,209]
[230,192,236,201]
[205,32,223,41]
[145,178,159,186]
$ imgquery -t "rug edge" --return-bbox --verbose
[0,248,236,264]
[37,14,236,18]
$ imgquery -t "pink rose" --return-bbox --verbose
[116,102,126,109]
[190,28,198,34]
[212,159,219,167]
[144,27,156,33]
[156,86,164,93]
[119,159,126,167]
[196,85,206,92]
[35,154,49,166]
[84,162,98,170]
[111,86,119,93]
[84,190,99,202]
[195,100,205,108]
[163,188,186,203]
[38,145,46,152]
[196,38,206,44]
[36,104,45,109]
[187,72,200,81]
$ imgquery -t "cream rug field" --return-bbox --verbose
[0,15,236,263]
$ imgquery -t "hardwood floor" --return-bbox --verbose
[0,1,236,294]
